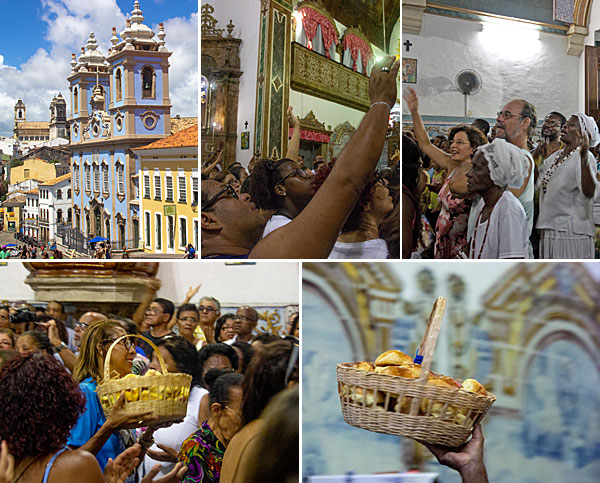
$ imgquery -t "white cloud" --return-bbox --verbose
[158,12,198,117]
[0,1,197,137]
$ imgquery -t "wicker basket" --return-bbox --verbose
[336,297,496,447]
[97,334,192,426]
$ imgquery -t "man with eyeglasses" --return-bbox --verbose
[139,298,175,358]
[44,311,107,372]
[198,296,221,344]
[490,100,536,256]
[201,56,399,259]
[234,306,258,343]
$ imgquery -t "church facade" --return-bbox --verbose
[68,1,172,249]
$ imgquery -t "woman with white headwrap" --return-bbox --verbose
[535,113,599,258]
[466,138,530,259]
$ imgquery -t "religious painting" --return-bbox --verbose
[402,58,417,84]
[241,131,250,150]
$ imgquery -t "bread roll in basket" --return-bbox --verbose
[336,297,495,446]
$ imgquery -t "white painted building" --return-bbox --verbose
[38,174,72,244]
[23,189,40,239]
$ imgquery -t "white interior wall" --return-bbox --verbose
[0,262,299,308]
[402,14,579,120]
[203,0,260,167]
[579,2,600,112]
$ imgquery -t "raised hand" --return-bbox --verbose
[186,285,200,301]
[368,56,399,107]
[287,105,300,129]
[403,86,419,114]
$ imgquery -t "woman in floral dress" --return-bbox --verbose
[404,87,488,258]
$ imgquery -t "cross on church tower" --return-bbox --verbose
[404,40,413,52]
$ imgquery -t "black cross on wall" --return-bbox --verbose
[404,40,413,52]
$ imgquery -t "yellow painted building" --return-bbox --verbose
[11,158,57,185]
[2,196,26,232]
[133,124,198,255]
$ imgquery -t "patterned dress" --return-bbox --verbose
[178,420,225,483]
[434,171,472,258]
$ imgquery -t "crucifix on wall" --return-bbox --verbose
[404,40,413,52]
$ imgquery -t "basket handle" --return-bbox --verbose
[416,296,446,381]
[103,333,168,381]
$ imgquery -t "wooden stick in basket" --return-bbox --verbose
[416,296,446,380]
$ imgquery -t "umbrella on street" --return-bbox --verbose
[88,237,109,243]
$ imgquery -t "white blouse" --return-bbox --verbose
[536,148,598,236]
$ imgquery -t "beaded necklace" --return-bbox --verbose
[470,190,504,259]
[540,147,576,194]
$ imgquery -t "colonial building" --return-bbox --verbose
[69,1,173,249]
[133,124,198,255]
[10,158,57,186]
[23,189,40,239]
[39,174,72,243]
[13,95,69,147]
[2,196,25,232]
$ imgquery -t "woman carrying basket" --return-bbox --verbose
[68,321,159,478]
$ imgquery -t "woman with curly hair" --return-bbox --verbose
[246,107,314,238]
[0,352,104,482]
[311,162,394,258]
[69,321,157,477]
[404,87,488,258]
[214,315,237,344]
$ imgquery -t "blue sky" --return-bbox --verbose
[0,0,197,137]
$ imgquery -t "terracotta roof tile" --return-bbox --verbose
[136,124,198,150]
[25,189,39,195]
[40,173,71,186]
[171,117,198,134]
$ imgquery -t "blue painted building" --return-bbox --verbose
[68,1,172,249]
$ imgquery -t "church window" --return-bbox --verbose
[103,164,109,194]
[94,165,100,192]
[67,188,72,199]
[56,189,62,200]
[74,87,78,114]
[117,164,125,195]
[74,166,80,192]
[142,66,155,99]
[85,166,91,192]
[116,69,123,101]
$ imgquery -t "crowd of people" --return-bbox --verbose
[403,87,600,259]
[0,290,299,483]
[201,56,400,259]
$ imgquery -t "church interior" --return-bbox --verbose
[201,0,400,170]
[402,0,600,135]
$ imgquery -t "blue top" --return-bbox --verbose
[67,378,125,472]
